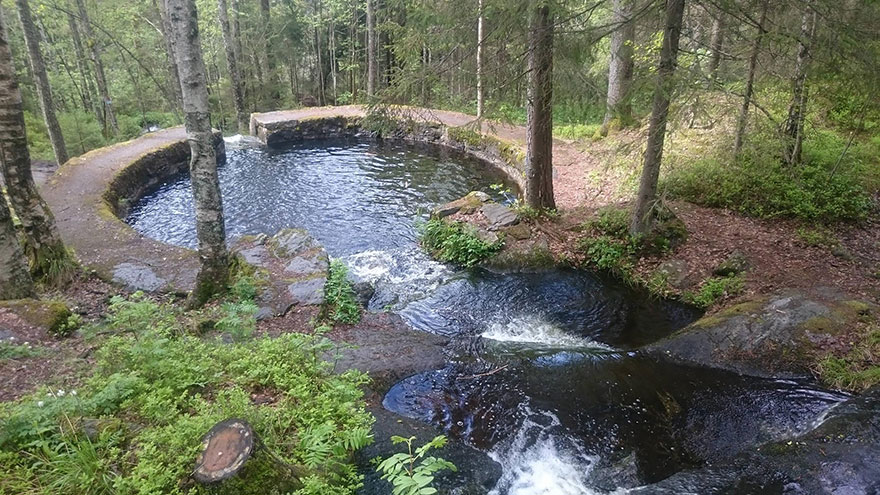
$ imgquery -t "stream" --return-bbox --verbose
[128,137,849,494]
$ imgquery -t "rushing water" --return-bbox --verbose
[128,137,848,494]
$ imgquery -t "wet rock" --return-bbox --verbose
[112,262,166,291]
[232,228,329,316]
[474,228,500,245]
[713,251,749,277]
[589,453,642,492]
[645,289,878,378]
[656,259,691,289]
[481,203,519,230]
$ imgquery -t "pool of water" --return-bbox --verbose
[127,137,514,254]
[127,137,847,494]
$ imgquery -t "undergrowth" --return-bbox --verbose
[682,275,745,309]
[420,219,502,268]
[0,293,374,495]
[322,261,362,325]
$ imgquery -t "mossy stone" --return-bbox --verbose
[0,299,72,335]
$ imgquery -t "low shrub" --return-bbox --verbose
[0,295,374,495]
[683,275,745,308]
[419,219,502,268]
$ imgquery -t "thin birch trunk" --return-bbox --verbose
[734,0,768,156]
[784,6,817,166]
[74,0,118,136]
[165,0,229,306]
[476,0,484,118]
[218,0,248,132]
[366,0,376,97]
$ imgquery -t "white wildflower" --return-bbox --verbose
[37,401,44,408]
[70,390,77,397]
[57,389,65,397]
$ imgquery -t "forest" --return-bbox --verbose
[1,0,879,494]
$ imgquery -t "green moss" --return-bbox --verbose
[801,315,843,334]
[447,126,484,147]
[0,299,72,335]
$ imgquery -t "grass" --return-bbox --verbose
[816,324,880,392]
[0,293,374,495]
[682,275,745,309]
[0,342,43,361]
[419,219,503,268]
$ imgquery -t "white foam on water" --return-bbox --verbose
[481,315,613,351]
[223,134,264,148]
[489,408,602,495]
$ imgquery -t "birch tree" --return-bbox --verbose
[366,0,377,97]
[783,5,817,166]
[218,0,248,132]
[74,0,119,136]
[165,0,230,306]
[0,6,69,281]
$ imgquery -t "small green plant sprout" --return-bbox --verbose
[323,260,362,324]
[377,435,457,495]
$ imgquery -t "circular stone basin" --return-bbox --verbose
[127,138,515,255]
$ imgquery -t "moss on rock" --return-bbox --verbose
[0,299,72,335]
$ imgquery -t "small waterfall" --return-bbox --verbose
[482,315,613,351]
[343,247,454,310]
[488,406,601,495]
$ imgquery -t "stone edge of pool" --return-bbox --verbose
[42,105,530,293]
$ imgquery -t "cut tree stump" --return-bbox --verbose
[193,418,256,484]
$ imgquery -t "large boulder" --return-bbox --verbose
[232,229,329,317]
[645,289,877,378]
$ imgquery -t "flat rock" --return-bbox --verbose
[656,259,691,289]
[481,203,519,230]
[232,228,330,316]
[112,262,166,292]
[433,191,491,218]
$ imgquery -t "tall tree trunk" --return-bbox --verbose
[67,11,100,123]
[329,22,337,103]
[366,0,376,97]
[733,0,768,156]
[630,0,686,236]
[217,0,248,132]
[260,0,280,106]
[165,0,229,307]
[783,7,817,166]
[74,0,118,136]
[524,0,555,210]
[476,0,485,118]
[602,0,635,135]
[16,0,68,165]
[707,12,723,82]
[155,0,183,109]
[0,7,69,279]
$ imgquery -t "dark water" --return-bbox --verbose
[127,137,514,254]
[128,137,847,494]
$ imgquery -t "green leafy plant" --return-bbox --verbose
[419,219,502,268]
[52,314,83,338]
[0,342,42,360]
[795,226,839,248]
[323,260,361,325]
[376,435,457,495]
[215,301,259,341]
[683,275,745,308]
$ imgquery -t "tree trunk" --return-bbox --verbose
[601,0,635,134]
[165,0,229,307]
[707,12,723,82]
[733,0,768,156]
[155,0,183,108]
[366,0,376,97]
[783,7,817,166]
[74,0,118,136]
[0,189,33,300]
[67,11,100,124]
[260,0,280,106]
[217,0,248,132]
[524,0,555,210]
[0,7,68,279]
[329,22,337,103]
[630,0,686,236]
[476,0,484,118]
[15,0,68,165]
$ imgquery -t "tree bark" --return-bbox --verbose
[733,0,768,156]
[601,0,635,134]
[217,0,248,132]
[707,13,723,82]
[15,0,68,166]
[0,7,68,278]
[260,0,280,106]
[67,11,101,124]
[155,0,183,108]
[165,0,229,306]
[0,189,33,300]
[476,0,485,118]
[74,0,118,136]
[366,0,376,97]
[524,0,555,210]
[630,0,686,236]
[783,6,817,166]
